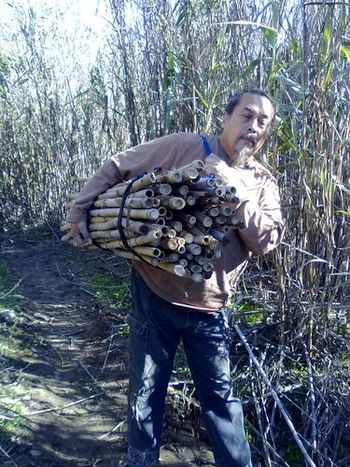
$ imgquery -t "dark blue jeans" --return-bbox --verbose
[125,269,252,467]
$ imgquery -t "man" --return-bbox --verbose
[68,89,284,466]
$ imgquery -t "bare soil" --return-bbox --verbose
[0,230,215,467]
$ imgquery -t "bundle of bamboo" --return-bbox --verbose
[60,160,244,282]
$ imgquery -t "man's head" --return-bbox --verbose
[219,89,275,165]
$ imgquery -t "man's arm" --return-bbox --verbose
[205,154,284,255]
[67,159,122,244]
[235,179,285,255]
[67,134,181,243]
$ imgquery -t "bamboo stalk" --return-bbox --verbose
[98,188,154,200]
[186,243,202,256]
[89,207,161,220]
[219,204,234,216]
[93,197,153,209]
[193,235,210,245]
[100,172,157,197]
[156,262,187,277]
[89,218,149,234]
[178,229,194,244]
[179,159,205,171]
[192,210,213,228]
[185,194,197,206]
[206,206,220,217]
[190,272,204,283]
[172,184,189,196]
[214,215,227,225]
[229,217,245,229]
[208,228,227,243]
[162,252,180,263]
[99,229,162,249]
[155,169,183,184]
[157,195,186,210]
[89,216,109,224]
[133,246,165,259]
[90,230,135,240]
[176,212,197,226]
[168,220,183,232]
[153,184,172,195]
[63,158,243,281]
[189,263,202,273]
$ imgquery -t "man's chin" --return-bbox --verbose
[233,147,252,166]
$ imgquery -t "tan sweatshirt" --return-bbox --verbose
[67,132,284,312]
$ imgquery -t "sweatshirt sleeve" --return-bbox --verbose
[235,173,285,255]
[67,159,121,223]
[67,133,180,223]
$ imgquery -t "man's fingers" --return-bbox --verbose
[71,222,91,245]
[78,222,90,241]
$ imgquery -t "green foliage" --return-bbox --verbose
[283,442,303,466]
[79,271,129,310]
[0,382,28,441]
[229,299,265,325]
[340,41,350,63]
[0,262,28,442]
[0,261,11,290]
[0,261,20,312]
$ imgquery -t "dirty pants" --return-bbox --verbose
[125,269,252,467]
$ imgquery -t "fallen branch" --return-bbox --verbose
[234,323,317,467]
[26,391,105,416]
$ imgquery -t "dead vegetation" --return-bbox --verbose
[0,0,349,465]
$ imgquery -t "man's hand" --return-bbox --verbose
[204,154,253,204]
[70,221,91,246]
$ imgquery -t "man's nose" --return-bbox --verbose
[248,118,259,133]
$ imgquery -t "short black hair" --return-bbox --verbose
[225,89,275,116]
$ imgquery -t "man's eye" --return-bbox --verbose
[242,114,251,119]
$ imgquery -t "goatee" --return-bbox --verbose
[232,147,252,167]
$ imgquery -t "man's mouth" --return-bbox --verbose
[240,135,256,146]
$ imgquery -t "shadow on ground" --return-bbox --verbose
[0,229,215,466]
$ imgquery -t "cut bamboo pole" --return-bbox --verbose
[179,159,205,171]
[99,229,162,249]
[133,246,165,259]
[172,185,189,197]
[156,262,186,277]
[89,207,161,221]
[155,169,182,184]
[62,158,242,282]
[157,196,186,210]
[89,218,150,235]
[192,210,213,228]
[98,188,154,200]
[153,184,172,195]
[176,212,197,227]
[186,243,202,256]
[168,220,183,232]
[93,197,153,209]
[178,229,194,244]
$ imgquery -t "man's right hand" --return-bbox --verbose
[70,221,91,245]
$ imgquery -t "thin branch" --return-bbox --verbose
[26,391,105,416]
[234,323,317,467]
[0,279,22,300]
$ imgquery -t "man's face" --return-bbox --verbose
[219,93,274,164]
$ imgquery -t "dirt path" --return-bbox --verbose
[1,232,215,467]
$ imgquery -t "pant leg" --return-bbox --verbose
[126,270,181,466]
[182,310,252,467]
